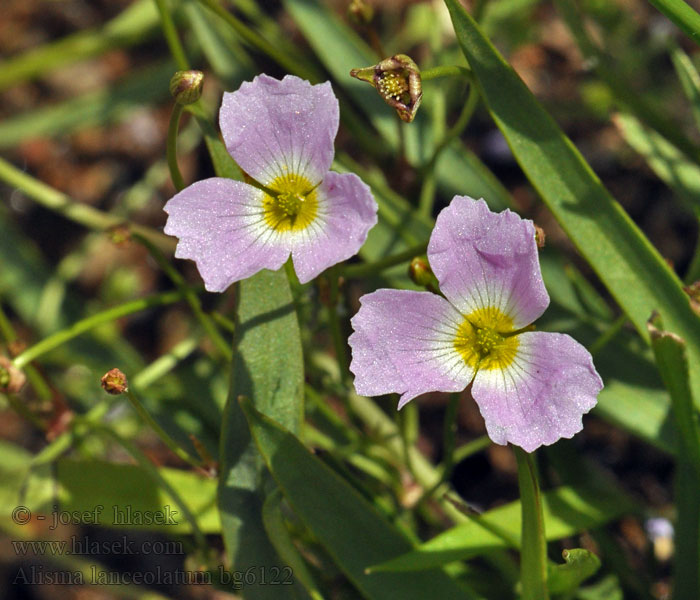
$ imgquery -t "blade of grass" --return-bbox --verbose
[648,314,700,598]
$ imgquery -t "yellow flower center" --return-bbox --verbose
[262,173,318,232]
[454,306,519,371]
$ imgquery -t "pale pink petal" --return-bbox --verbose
[290,172,377,283]
[471,331,602,452]
[220,75,338,188]
[349,289,475,408]
[428,196,549,329]
[163,178,290,292]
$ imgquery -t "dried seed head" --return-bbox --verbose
[169,70,204,105]
[350,54,423,122]
[101,368,128,395]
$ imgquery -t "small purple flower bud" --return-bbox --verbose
[0,356,26,394]
[350,54,423,123]
[169,70,204,105]
[101,368,128,395]
[348,0,374,25]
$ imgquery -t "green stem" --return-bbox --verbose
[326,267,349,384]
[686,222,700,283]
[210,311,236,334]
[12,289,186,369]
[422,393,461,496]
[0,156,173,251]
[153,0,190,70]
[422,83,479,176]
[132,234,232,361]
[0,303,52,402]
[125,388,203,469]
[32,336,199,467]
[341,241,429,279]
[514,446,549,600]
[418,172,437,219]
[421,65,472,81]
[91,423,207,549]
[588,314,628,356]
[167,103,186,191]
[196,0,316,81]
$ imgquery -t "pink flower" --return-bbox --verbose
[349,196,603,452]
[164,75,377,291]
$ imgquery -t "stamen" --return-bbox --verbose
[262,172,318,232]
[454,307,519,370]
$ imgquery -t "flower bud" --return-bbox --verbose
[169,70,204,105]
[408,257,440,293]
[101,368,128,395]
[350,54,423,122]
[0,356,26,394]
[348,0,374,25]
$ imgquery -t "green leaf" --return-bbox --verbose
[646,0,700,46]
[576,574,624,600]
[648,314,700,598]
[217,268,304,599]
[0,0,159,91]
[670,45,700,132]
[547,549,601,595]
[371,483,636,572]
[0,455,220,533]
[614,112,700,216]
[444,0,700,406]
[0,61,174,147]
[240,398,475,600]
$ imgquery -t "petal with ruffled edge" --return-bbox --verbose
[428,196,549,329]
[163,178,291,292]
[471,331,602,452]
[290,172,377,283]
[349,289,475,408]
[220,75,338,188]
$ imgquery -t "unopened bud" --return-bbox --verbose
[408,257,439,293]
[101,368,128,395]
[348,0,374,25]
[0,356,26,394]
[107,224,131,246]
[350,54,423,122]
[534,224,546,249]
[169,70,204,105]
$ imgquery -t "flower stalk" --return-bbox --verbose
[514,446,549,600]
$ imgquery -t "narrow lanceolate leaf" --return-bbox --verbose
[670,46,700,133]
[648,315,700,599]
[444,0,700,405]
[614,112,700,216]
[371,483,636,572]
[240,399,475,600]
[218,269,304,600]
